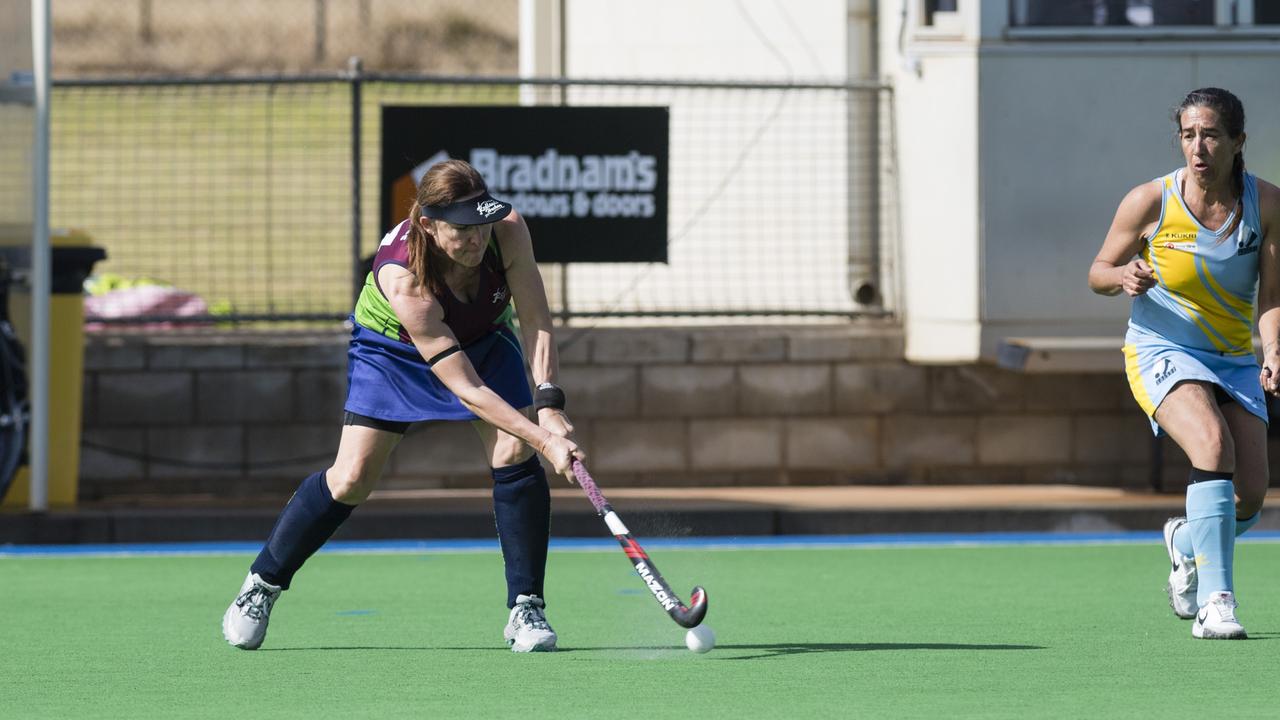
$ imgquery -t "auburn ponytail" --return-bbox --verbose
[404,201,436,297]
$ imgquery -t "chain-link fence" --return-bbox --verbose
[49,73,895,325]
[53,78,357,324]
[35,1,898,326]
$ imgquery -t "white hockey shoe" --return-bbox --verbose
[1162,517,1198,620]
[1192,591,1247,640]
[504,594,557,652]
[222,572,282,650]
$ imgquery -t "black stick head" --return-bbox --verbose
[671,586,708,628]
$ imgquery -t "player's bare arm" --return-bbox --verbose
[380,262,580,475]
[1090,181,1163,297]
[495,210,576,440]
[1255,179,1280,394]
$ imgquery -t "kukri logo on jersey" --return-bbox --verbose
[1158,231,1196,253]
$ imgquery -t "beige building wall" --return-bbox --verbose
[885,1,1280,363]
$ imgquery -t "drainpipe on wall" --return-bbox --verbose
[847,0,881,309]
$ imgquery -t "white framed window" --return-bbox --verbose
[917,0,964,36]
[924,0,961,25]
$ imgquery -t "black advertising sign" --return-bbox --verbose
[381,105,669,263]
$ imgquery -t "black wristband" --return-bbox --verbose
[534,382,566,411]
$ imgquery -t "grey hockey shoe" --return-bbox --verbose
[503,594,557,652]
[222,572,282,650]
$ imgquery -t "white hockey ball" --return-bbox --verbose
[685,624,715,654]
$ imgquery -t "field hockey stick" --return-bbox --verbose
[570,459,708,629]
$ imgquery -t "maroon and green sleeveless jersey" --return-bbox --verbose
[353,219,514,346]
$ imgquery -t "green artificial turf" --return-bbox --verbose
[3,543,1278,719]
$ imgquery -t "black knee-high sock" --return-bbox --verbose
[250,471,355,590]
[492,455,551,608]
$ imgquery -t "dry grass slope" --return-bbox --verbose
[52,0,518,77]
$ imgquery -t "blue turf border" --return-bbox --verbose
[5,530,1280,558]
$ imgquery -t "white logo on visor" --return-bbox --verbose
[476,200,505,218]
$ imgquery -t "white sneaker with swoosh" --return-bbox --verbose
[1162,517,1197,619]
[1192,591,1247,640]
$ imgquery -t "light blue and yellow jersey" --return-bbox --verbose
[1129,169,1263,355]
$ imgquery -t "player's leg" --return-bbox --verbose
[223,419,403,649]
[1154,382,1245,638]
[251,419,402,582]
[1199,401,1269,635]
[475,417,556,652]
[1222,401,1266,536]
[1125,340,1211,618]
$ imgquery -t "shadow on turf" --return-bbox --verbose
[693,642,1046,660]
[260,642,1046,658]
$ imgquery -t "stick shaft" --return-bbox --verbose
[570,459,708,628]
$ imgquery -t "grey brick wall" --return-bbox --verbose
[78,323,1181,497]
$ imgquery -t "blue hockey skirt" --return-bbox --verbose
[343,319,532,423]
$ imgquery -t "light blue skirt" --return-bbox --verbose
[1123,325,1267,435]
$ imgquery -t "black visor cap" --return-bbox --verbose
[421,192,513,225]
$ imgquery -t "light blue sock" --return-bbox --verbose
[1172,518,1194,557]
[1236,511,1260,537]
[1176,509,1261,555]
[1185,479,1236,607]
[1171,468,1245,556]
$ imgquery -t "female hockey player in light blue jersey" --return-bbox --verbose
[1089,87,1280,640]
